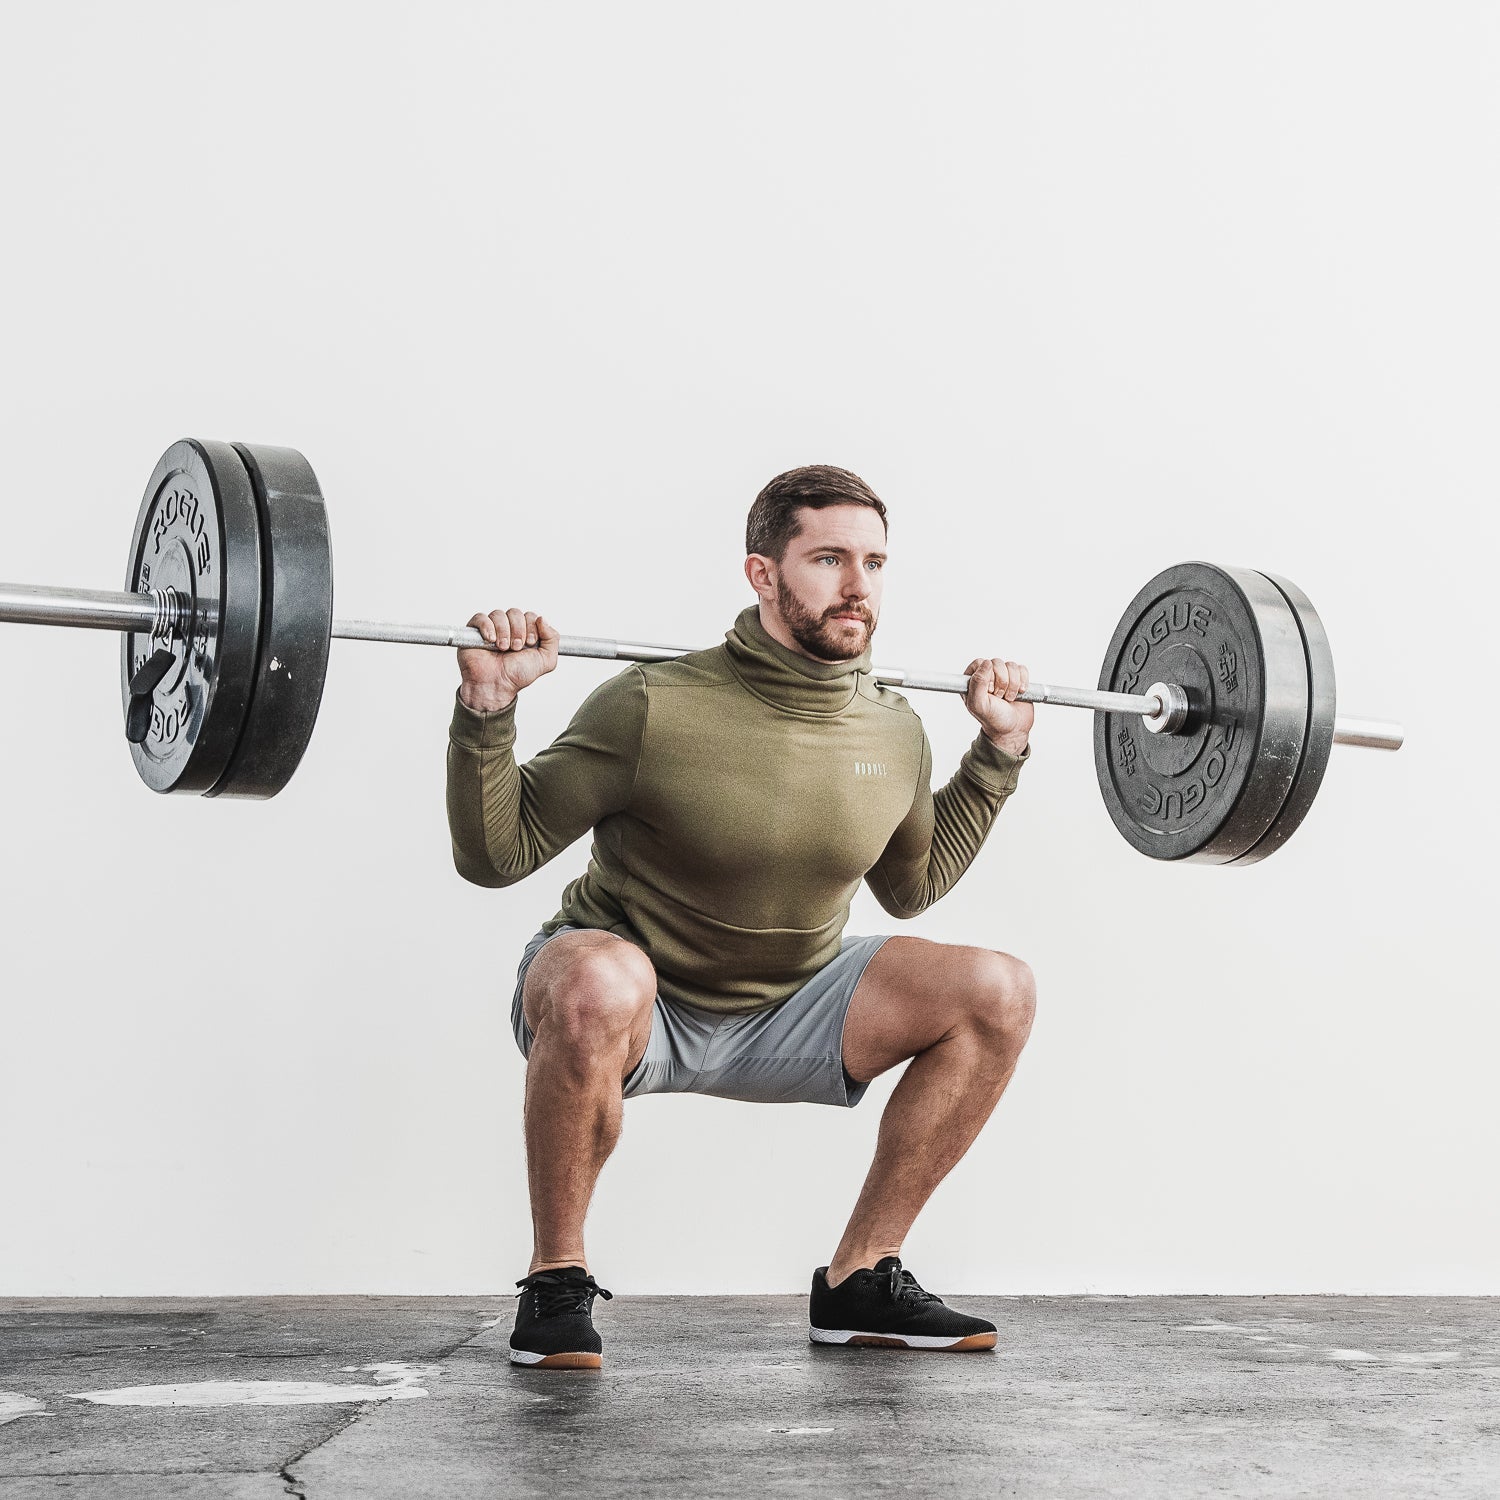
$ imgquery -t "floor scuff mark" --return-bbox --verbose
[68,1362,439,1408]
[1176,1318,1468,1367]
[0,1391,50,1426]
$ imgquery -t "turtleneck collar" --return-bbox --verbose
[722,604,873,716]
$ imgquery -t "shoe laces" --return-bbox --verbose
[881,1257,939,1307]
[516,1268,613,1319]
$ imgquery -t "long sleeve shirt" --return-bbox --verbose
[447,603,1027,1014]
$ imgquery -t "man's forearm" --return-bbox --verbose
[447,691,522,887]
[446,666,649,888]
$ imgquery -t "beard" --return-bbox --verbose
[774,574,877,662]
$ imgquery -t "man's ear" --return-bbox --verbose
[744,554,776,603]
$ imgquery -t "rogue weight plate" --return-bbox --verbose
[1228,571,1338,864]
[121,439,263,794]
[205,444,334,799]
[1093,562,1310,863]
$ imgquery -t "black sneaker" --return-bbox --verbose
[809,1256,997,1351]
[510,1266,613,1369]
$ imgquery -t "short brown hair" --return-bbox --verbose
[745,465,888,562]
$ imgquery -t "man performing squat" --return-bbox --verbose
[447,466,1036,1368]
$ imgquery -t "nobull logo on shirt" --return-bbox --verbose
[853,761,889,777]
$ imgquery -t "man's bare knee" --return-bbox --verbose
[966,950,1037,1054]
[524,932,657,1046]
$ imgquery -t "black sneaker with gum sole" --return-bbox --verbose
[510,1266,613,1369]
[809,1256,997,1351]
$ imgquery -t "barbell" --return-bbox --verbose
[0,438,1403,865]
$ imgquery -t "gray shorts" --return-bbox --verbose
[510,924,892,1108]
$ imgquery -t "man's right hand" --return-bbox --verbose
[457,608,560,713]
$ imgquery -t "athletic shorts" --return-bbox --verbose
[510,923,893,1108]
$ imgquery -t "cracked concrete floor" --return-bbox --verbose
[1,1295,1497,1497]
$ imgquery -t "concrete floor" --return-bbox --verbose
[0,1295,1496,1498]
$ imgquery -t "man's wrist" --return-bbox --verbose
[458,684,518,715]
[983,729,1030,758]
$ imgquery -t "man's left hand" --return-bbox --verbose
[963,658,1034,757]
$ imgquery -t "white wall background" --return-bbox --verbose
[0,2,1494,1296]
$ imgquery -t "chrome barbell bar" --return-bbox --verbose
[0,580,1405,751]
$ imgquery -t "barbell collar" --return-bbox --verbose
[1141,681,1192,735]
[0,580,1405,749]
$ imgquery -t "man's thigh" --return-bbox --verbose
[841,935,1023,1084]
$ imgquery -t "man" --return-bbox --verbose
[447,465,1036,1370]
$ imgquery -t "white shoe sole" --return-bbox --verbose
[809,1326,996,1351]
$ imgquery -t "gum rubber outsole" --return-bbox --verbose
[510,1350,603,1369]
[811,1329,997,1352]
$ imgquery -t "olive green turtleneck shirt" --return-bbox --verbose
[447,604,1028,1014]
